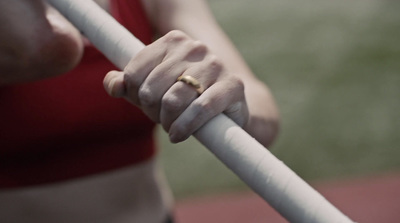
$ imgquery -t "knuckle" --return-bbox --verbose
[183,40,208,62]
[206,55,223,72]
[162,94,184,114]
[123,72,141,89]
[138,87,157,107]
[192,98,216,117]
[188,41,208,54]
[232,77,245,92]
[164,30,189,43]
[223,77,245,102]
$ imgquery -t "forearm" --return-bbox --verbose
[0,0,83,84]
[199,33,280,147]
[205,36,280,147]
[243,78,280,147]
[192,29,280,147]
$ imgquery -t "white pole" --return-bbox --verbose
[47,0,354,222]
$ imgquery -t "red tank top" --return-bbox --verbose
[0,0,155,188]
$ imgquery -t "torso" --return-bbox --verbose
[0,1,172,222]
[0,0,155,189]
[0,158,173,223]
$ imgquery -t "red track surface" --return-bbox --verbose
[175,173,400,223]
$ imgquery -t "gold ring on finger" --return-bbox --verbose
[176,75,204,94]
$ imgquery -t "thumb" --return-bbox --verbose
[103,70,125,97]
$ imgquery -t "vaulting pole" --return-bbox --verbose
[47,0,354,222]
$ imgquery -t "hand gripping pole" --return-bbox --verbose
[47,0,354,222]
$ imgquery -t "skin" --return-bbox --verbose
[0,0,279,147]
[0,1,280,222]
[105,0,280,146]
[0,0,83,84]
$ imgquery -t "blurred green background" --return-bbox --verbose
[157,0,400,199]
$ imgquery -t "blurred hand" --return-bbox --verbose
[104,30,249,143]
[0,0,83,84]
